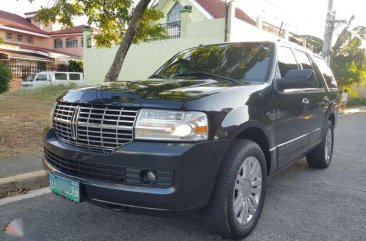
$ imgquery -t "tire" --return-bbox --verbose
[200,139,267,240]
[307,121,334,169]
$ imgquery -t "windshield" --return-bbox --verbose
[153,42,274,84]
[23,74,36,82]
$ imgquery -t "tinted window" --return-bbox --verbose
[55,73,67,80]
[278,47,298,78]
[36,74,48,81]
[155,43,274,83]
[69,74,81,81]
[295,50,313,69]
[24,74,36,82]
[313,56,338,88]
[295,50,323,88]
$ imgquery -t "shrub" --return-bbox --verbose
[348,97,366,107]
[0,63,12,94]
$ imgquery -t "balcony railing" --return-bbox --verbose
[163,22,181,39]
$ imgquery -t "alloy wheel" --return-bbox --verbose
[325,127,333,162]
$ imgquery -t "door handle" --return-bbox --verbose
[323,96,329,103]
[302,98,310,105]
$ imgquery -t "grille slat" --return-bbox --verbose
[53,102,138,154]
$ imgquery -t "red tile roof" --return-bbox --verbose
[2,42,81,58]
[50,25,89,35]
[0,10,48,35]
[195,0,256,25]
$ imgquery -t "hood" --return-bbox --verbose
[58,79,242,109]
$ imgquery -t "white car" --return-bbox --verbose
[21,71,84,89]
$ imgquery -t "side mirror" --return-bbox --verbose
[276,69,316,91]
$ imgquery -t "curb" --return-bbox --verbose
[0,170,49,197]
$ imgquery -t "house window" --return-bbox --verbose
[37,62,46,69]
[66,38,78,48]
[54,38,63,48]
[81,37,83,47]
[87,36,92,48]
[17,35,23,42]
[5,33,13,40]
[167,2,183,23]
[27,37,34,44]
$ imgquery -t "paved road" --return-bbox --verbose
[1,112,366,241]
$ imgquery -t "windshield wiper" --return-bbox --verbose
[172,72,245,85]
[149,73,168,79]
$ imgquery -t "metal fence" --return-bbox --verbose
[163,22,181,39]
[0,61,67,79]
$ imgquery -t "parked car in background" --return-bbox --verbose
[21,71,84,88]
[43,41,338,240]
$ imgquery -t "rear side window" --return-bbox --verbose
[295,50,313,69]
[69,74,81,81]
[295,50,323,88]
[313,57,338,89]
[277,47,298,78]
[55,73,67,80]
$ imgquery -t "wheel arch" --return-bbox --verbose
[328,113,336,127]
[234,124,274,175]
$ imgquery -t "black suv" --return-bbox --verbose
[43,41,338,240]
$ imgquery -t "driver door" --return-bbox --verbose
[274,46,311,168]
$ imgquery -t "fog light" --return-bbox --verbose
[146,170,157,183]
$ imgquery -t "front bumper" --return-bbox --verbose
[43,128,231,211]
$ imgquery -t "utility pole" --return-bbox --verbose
[321,0,347,63]
[225,0,229,42]
[224,0,235,42]
[321,0,334,62]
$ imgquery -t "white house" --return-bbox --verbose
[83,0,278,83]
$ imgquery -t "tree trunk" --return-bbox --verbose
[104,0,152,82]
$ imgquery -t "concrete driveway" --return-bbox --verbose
[1,111,365,241]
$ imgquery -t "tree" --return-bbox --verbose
[67,60,83,72]
[331,26,366,88]
[31,0,166,82]
[300,35,323,54]
[0,63,12,94]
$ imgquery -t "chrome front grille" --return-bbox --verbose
[53,102,139,153]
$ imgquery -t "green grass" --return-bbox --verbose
[348,97,366,107]
[10,83,78,101]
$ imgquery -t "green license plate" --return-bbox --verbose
[49,174,80,203]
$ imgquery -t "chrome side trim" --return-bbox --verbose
[269,147,277,152]
[277,134,308,148]
[310,128,321,133]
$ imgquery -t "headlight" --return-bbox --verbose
[135,109,208,141]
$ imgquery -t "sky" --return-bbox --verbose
[1,0,366,40]
[236,0,366,39]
